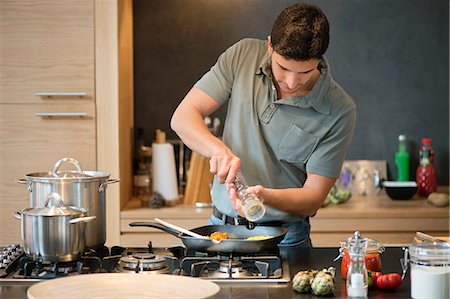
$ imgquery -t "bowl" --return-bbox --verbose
[383,181,418,200]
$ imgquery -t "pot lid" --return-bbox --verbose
[21,193,86,216]
[25,158,110,181]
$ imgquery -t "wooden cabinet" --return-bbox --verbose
[0,0,94,104]
[0,0,96,244]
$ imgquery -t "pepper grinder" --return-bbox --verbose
[346,231,369,298]
[233,170,266,222]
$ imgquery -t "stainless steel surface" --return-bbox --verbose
[34,92,87,97]
[0,247,415,299]
[14,193,93,262]
[35,112,88,117]
[17,158,119,249]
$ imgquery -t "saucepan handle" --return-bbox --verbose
[129,222,182,238]
[99,178,120,192]
[13,210,24,220]
[68,216,97,225]
[15,179,32,192]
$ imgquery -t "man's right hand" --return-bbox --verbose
[209,147,241,184]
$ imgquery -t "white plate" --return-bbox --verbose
[27,273,220,299]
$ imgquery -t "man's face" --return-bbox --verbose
[268,42,320,96]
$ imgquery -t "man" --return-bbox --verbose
[171,3,356,248]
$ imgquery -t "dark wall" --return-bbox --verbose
[133,0,449,184]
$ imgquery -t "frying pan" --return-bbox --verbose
[129,222,288,254]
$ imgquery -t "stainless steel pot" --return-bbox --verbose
[14,193,96,262]
[16,158,119,248]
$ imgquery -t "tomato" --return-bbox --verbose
[371,271,382,287]
[341,251,382,278]
[376,273,402,289]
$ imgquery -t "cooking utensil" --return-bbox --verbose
[129,222,288,253]
[16,157,119,248]
[14,192,96,262]
[155,218,221,244]
[415,232,449,243]
[27,273,220,299]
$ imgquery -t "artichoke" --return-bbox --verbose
[292,270,315,293]
[310,267,336,296]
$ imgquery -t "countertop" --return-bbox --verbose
[0,247,411,299]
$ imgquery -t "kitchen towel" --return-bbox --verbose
[152,132,179,202]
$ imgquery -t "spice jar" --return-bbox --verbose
[409,242,450,299]
[338,237,385,278]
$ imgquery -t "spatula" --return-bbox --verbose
[154,218,221,244]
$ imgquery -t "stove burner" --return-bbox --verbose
[219,260,242,274]
[117,254,170,274]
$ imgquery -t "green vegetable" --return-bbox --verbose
[292,270,315,293]
[311,267,336,296]
[367,270,373,288]
[323,186,351,206]
[293,267,335,296]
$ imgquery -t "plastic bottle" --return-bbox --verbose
[416,138,437,197]
[395,135,410,181]
[233,171,266,222]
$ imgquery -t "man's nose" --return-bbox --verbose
[285,73,298,89]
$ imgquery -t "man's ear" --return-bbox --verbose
[267,35,273,54]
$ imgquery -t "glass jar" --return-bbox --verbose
[339,238,384,278]
[409,242,450,299]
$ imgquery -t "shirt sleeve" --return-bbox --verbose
[194,40,245,105]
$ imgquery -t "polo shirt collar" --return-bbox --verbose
[256,53,332,115]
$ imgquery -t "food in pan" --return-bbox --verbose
[246,235,273,241]
[209,231,229,241]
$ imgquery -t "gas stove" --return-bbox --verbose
[0,242,290,283]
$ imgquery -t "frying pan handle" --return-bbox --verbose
[129,222,182,237]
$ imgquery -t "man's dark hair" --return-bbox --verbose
[270,3,329,61]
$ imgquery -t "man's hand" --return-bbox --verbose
[209,147,241,184]
[227,183,266,217]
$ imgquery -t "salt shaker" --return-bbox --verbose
[233,171,266,222]
[346,231,369,298]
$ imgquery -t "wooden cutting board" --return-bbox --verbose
[27,273,220,299]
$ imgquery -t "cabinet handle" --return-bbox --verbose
[35,112,88,117]
[35,92,87,97]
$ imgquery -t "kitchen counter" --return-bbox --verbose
[0,247,411,299]
[120,193,449,247]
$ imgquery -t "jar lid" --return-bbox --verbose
[409,242,450,261]
[341,237,385,253]
[21,193,86,216]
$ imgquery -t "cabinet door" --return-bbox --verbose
[0,103,96,244]
[0,0,94,104]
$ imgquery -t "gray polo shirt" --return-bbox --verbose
[195,38,356,222]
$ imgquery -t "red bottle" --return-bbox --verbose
[416,138,437,197]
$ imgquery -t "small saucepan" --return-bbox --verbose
[14,192,96,262]
[129,222,288,254]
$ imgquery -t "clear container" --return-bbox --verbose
[339,237,384,278]
[409,242,450,299]
[233,171,266,222]
[346,231,368,298]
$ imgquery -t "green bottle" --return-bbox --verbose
[395,135,410,181]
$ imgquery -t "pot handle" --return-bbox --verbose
[15,179,32,192]
[129,222,182,238]
[44,192,65,207]
[52,158,84,176]
[13,210,24,220]
[68,216,96,225]
[99,178,120,192]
